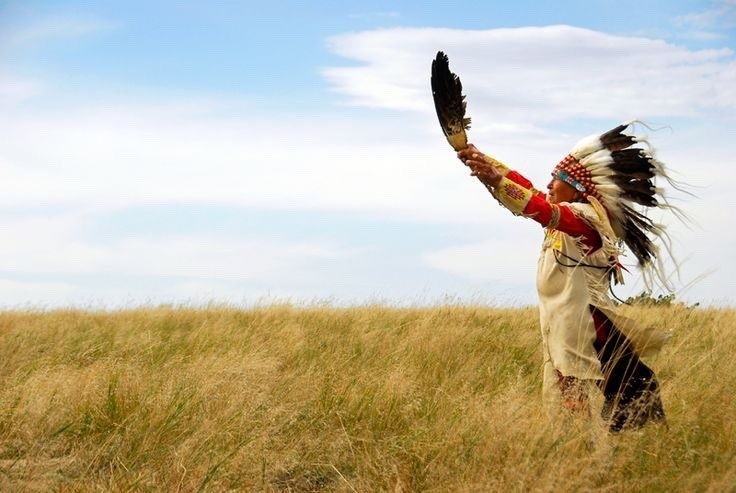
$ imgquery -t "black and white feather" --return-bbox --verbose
[568,121,686,287]
[431,51,471,151]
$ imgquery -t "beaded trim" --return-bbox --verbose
[552,154,603,201]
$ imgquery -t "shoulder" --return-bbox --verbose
[564,201,618,247]
[560,202,607,238]
[560,202,597,221]
[562,201,593,213]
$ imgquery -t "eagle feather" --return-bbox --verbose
[431,51,471,151]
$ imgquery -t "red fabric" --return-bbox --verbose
[590,307,611,343]
[504,170,602,253]
[505,170,537,191]
[523,195,602,253]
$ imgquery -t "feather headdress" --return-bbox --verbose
[552,121,685,287]
[431,51,471,151]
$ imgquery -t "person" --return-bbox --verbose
[456,122,672,432]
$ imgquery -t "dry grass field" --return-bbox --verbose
[0,304,734,491]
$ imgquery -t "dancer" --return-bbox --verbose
[457,123,674,431]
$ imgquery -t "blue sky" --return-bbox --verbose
[1,0,735,307]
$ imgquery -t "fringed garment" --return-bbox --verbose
[489,168,669,432]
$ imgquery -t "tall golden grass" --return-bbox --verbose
[0,304,733,491]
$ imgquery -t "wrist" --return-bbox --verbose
[482,155,511,177]
[474,171,502,189]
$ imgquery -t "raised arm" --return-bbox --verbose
[457,145,602,253]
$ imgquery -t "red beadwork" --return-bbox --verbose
[553,154,598,197]
[504,183,527,201]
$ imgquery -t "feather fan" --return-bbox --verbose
[431,51,471,151]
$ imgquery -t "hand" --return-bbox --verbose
[456,144,503,188]
[456,143,483,163]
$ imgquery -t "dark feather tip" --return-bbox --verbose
[431,51,471,149]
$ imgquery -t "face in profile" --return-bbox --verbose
[546,178,580,204]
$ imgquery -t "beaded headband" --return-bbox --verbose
[551,154,602,200]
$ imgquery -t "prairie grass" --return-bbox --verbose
[0,304,733,491]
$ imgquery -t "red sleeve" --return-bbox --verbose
[522,195,602,253]
[504,170,542,195]
[479,166,601,253]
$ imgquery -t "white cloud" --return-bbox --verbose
[0,16,115,48]
[0,75,42,106]
[0,278,78,308]
[675,0,736,31]
[422,236,540,282]
[324,25,736,122]
[0,101,512,223]
[0,212,348,281]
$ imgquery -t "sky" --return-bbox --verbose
[0,0,734,308]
